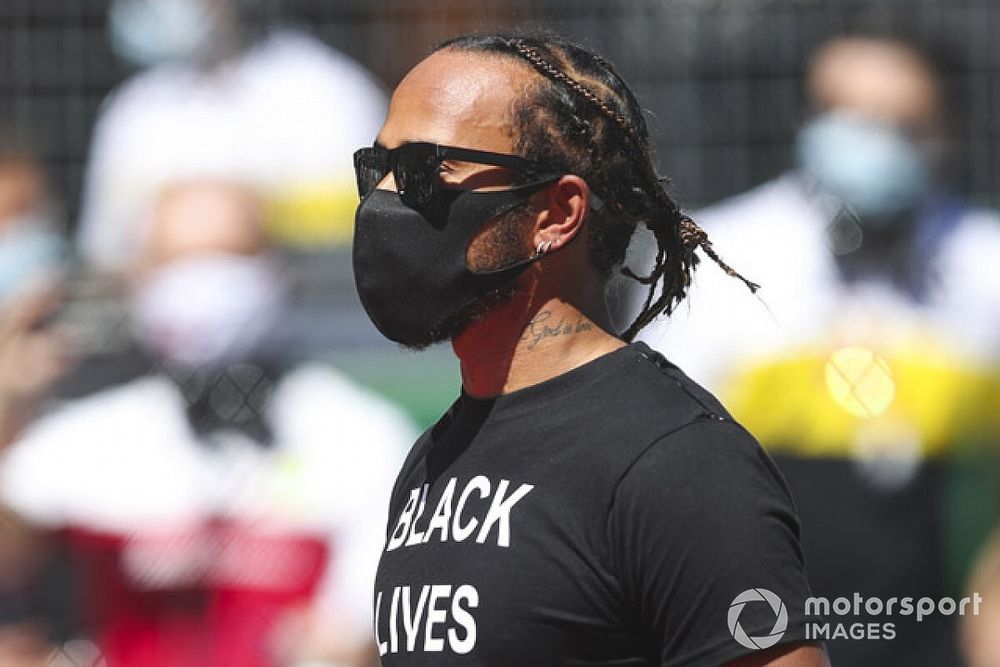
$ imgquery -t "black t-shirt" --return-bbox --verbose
[374,342,815,666]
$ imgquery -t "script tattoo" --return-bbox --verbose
[521,310,593,350]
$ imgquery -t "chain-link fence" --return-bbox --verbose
[1,0,997,223]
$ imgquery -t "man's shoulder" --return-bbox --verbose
[692,175,831,280]
[552,343,739,468]
[397,344,734,483]
[696,174,817,232]
[15,375,183,447]
[273,362,417,442]
[609,341,731,416]
[617,415,782,498]
[554,344,796,520]
[933,203,1000,352]
[940,204,1000,276]
[97,64,199,122]
[0,376,196,528]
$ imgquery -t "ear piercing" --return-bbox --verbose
[535,240,554,256]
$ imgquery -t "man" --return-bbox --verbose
[354,32,827,665]
[641,36,1000,666]
[0,133,69,447]
[1,180,414,667]
[0,134,64,308]
[80,0,386,270]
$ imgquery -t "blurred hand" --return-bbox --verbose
[0,624,51,667]
[962,528,1000,667]
[270,604,378,667]
[0,283,74,448]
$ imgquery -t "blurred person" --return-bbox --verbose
[0,131,132,400]
[0,137,65,308]
[0,140,69,544]
[962,527,1000,667]
[0,180,415,667]
[0,133,76,667]
[639,35,1000,666]
[79,0,387,271]
[357,32,827,665]
[0,288,70,460]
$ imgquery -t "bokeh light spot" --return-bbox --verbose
[825,345,896,418]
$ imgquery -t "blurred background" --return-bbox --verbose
[0,0,998,666]
[3,0,997,419]
[4,0,1000,220]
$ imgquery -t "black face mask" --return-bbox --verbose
[352,181,553,345]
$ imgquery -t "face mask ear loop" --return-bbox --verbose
[475,232,582,277]
[465,176,604,276]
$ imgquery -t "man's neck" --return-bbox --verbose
[452,295,625,398]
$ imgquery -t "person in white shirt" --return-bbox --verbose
[79,0,387,271]
[1,180,415,667]
[640,36,1000,667]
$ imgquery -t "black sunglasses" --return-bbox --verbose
[353,142,564,207]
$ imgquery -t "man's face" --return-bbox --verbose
[372,50,539,347]
[0,159,43,230]
[797,38,944,223]
[808,37,942,145]
[142,181,264,271]
[108,0,235,68]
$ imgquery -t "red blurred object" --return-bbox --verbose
[66,520,329,667]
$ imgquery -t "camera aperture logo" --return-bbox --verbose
[728,588,788,650]
[727,589,984,647]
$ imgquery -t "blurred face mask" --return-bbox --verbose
[796,112,931,222]
[132,254,284,369]
[108,0,218,67]
[0,213,64,306]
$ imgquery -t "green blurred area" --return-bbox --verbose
[946,452,1000,594]
[328,347,461,430]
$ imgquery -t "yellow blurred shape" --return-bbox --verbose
[825,345,896,418]
[263,177,359,247]
[720,337,994,459]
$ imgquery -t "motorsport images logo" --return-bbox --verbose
[728,589,788,650]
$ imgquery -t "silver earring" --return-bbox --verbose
[534,240,555,258]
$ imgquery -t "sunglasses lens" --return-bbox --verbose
[353,148,388,199]
[393,144,439,207]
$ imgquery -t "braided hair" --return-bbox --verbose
[435,31,758,341]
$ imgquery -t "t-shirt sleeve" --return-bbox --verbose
[607,418,816,666]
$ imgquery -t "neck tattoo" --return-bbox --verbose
[521,310,594,350]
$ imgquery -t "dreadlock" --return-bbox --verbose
[435,31,758,342]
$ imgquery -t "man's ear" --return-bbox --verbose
[532,175,594,252]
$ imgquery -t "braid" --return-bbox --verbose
[506,39,644,151]
[437,32,759,341]
[681,217,761,292]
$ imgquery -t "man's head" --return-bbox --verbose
[0,150,44,231]
[0,135,64,306]
[807,36,943,141]
[374,48,543,277]
[140,180,266,270]
[354,32,754,348]
[131,181,285,369]
[797,36,945,220]
[108,0,253,68]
